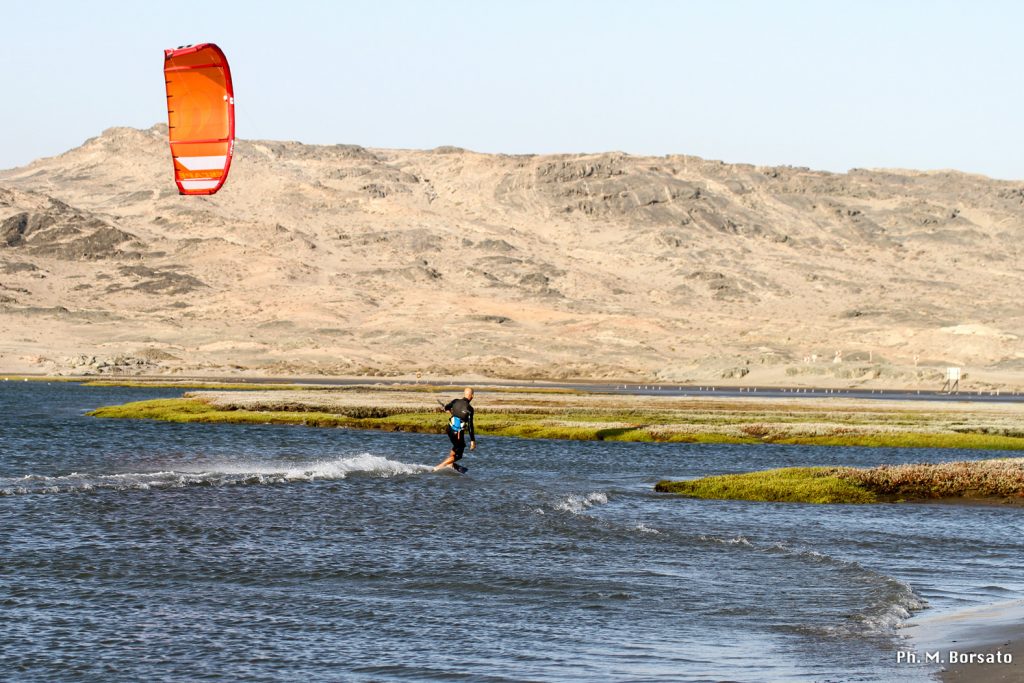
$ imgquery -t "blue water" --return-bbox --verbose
[1,382,1022,682]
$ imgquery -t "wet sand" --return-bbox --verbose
[904,600,1023,681]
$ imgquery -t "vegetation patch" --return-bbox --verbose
[774,432,1024,450]
[655,467,876,504]
[656,459,1024,504]
[86,386,1024,451]
[87,399,444,433]
[842,458,1024,499]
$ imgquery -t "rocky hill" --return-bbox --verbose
[1,125,1022,387]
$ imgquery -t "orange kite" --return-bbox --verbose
[163,43,235,195]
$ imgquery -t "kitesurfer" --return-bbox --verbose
[433,388,476,473]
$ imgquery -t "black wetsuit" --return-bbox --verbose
[444,397,475,460]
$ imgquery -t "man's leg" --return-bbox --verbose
[435,427,460,471]
[434,449,457,471]
[451,433,467,473]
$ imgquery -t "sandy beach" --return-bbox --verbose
[904,600,1023,682]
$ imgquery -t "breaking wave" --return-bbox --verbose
[0,454,430,496]
[554,491,610,515]
[762,541,926,636]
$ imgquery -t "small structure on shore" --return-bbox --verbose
[942,366,961,393]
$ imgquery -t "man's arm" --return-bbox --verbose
[468,406,476,447]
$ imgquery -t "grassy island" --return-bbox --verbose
[84,385,1024,451]
[655,459,1024,504]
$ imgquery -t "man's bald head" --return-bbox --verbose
[464,387,474,400]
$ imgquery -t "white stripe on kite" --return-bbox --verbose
[176,155,228,171]
[180,179,221,190]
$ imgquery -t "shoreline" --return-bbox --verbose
[903,599,1024,682]
[4,372,1024,403]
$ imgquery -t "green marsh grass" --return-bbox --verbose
[87,388,1024,451]
[656,459,1024,504]
[655,468,876,504]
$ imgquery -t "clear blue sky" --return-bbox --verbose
[2,1,1022,178]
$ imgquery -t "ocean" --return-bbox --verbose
[2,382,1021,682]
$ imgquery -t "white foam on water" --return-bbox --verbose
[211,453,430,480]
[0,454,430,496]
[700,534,752,546]
[857,578,927,634]
[801,574,927,640]
[554,491,609,515]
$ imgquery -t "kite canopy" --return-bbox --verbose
[163,43,235,195]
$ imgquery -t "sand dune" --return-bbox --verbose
[1,125,1022,387]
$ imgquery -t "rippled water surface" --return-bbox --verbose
[2,383,1022,682]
